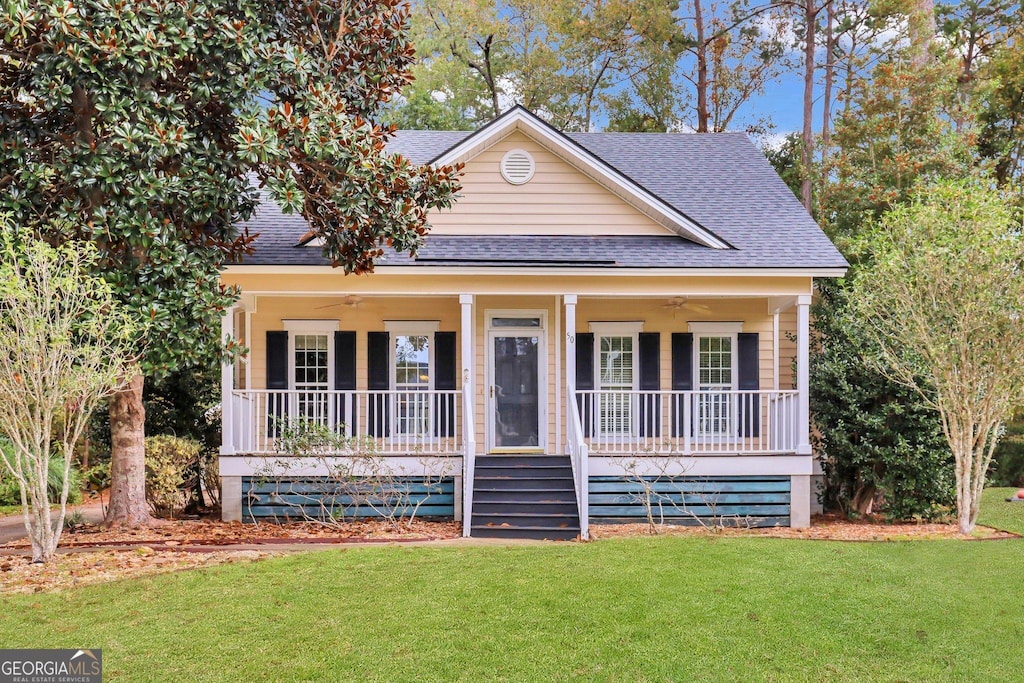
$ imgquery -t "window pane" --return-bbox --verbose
[492,317,541,328]
[598,335,635,435]
[394,334,431,436]
[696,334,734,435]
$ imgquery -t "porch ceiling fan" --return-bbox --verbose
[662,297,711,315]
[314,295,364,310]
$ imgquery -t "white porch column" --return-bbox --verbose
[459,294,475,538]
[564,295,578,393]
[796,294,812,455]
[459,294,475,404]
[220,306,236,456]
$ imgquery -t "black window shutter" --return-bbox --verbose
[671,333,693,436]
[367,331,390,437]
[266,331,289,437]
[434,332,457,437]
[638,332,660,437]
[737,332,760,437]
[575,333,595,437]
[334,331,356,432]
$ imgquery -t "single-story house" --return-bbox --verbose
[218,106,848,539]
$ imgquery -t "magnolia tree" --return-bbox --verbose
[1,0,461,526]
[850,178,1024,533]
[0,232,138,562]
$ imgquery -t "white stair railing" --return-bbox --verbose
[566,385,590,540]
[462,383,476,537]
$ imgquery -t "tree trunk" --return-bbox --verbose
[104,374,153,526]
[907,0,935,69]
[821,0,835,154]
[694,0,709,133]
[800,0,818,211]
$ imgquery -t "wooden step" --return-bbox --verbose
[471,525,580,541]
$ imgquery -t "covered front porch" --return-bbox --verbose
[218,277,815,537]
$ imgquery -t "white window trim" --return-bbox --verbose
[589,322,644,440]
[688,321,743,335]
[691,325,741,440]
[486,310,547,331]
[282,320,338,391]
[385,322,440,391]
[385,320,440,336]
[484,309,549,452]
[384,322,440,441]
[589,321,644,335]
[589,322,643,392]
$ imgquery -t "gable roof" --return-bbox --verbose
[237,111,849,273]
[425,106,729,249]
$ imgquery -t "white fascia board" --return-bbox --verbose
[224,265,847,279]
[430,109,731,250]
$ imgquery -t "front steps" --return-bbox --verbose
[471,455,580,540]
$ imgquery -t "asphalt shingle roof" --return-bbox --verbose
[238,128,848,270]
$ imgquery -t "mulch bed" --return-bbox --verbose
[2,515,1017,594]
[2,518,463,551]
[0,549,277,594]
[591,514,1018,541]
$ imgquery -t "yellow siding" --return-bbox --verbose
[239,293,801,453]
[573,298,776,392]
[428,130,673,236]
[247,297,461,391]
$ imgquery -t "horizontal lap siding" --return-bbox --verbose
[430,131,672,236]
[241,476,455,522]
[588,475,790,527]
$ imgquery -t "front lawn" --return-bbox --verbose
[1,535,1022,681]
[980,487,1024,535]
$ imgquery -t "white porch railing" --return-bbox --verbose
[461,383,476,538]
[229,389,462,455]
[575,389,799,455]
[566,385,590,539]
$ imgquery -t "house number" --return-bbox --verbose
[566,333,575,344]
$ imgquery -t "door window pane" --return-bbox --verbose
[493,336,540,448]
[491,317,542,328]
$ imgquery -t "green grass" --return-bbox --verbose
[980,487,1024,535]
[2,537,1023,682]
[0,504,23,516]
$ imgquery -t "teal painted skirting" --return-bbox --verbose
[242,476,455,522]
[589,475,790,528]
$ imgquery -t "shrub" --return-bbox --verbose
[811,281,954,520]
[989,415,1024,487]
[0,439,82,506]
[145,436,201,518]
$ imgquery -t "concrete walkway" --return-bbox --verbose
[0,502,105,544]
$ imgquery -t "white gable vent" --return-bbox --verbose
[500,149,535,185]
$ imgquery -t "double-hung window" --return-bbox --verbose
[283,320,337,424]
[590,322,643,437]
[690,322,741,437]
[386,322,438,438]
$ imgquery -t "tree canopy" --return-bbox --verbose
[1,0,461,525]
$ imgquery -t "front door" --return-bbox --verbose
[486,314,546,452]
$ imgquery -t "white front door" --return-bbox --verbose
[485,313,547,452]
